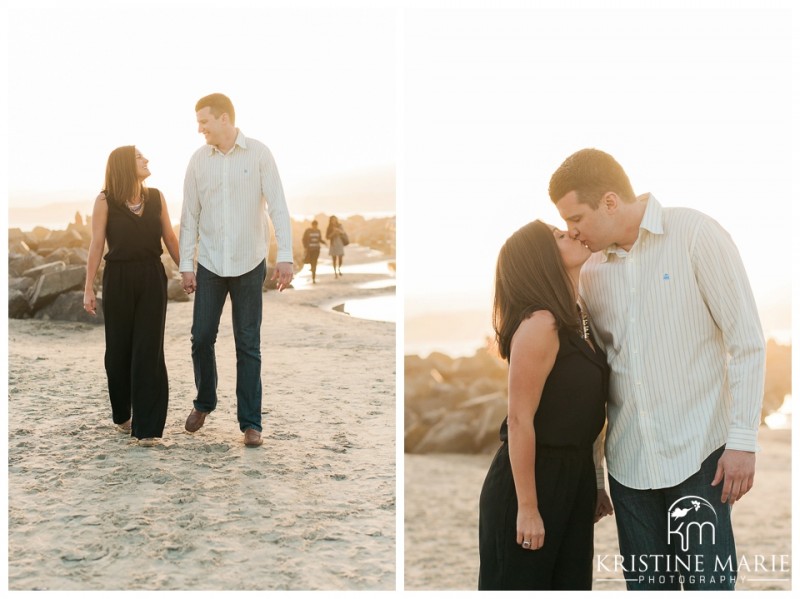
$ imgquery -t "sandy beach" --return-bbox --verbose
[8,246,396,591]
[405,427,791,591]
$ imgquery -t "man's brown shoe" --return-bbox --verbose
[244,428,263,447]
[185,408,208,433]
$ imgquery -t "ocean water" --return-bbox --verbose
[332,295,396,323]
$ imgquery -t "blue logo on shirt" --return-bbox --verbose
[663,273,670,281]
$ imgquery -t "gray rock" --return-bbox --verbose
[34,291,103,324]
[8,228,24,243]
[42,247,88,266]
[9,253,45,278]
[8,240,32,256]
[22,260,66,278]
[9,289,31,319]
[29,226,52,242]
[66,222,92,244]
[413,411,478,453]
[38,229,84,253]
[9,276,35,293]
[28,265,86,311]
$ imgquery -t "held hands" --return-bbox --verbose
[83,289,97,316]
[181,263,294,294]
[711,449,756,505]
[594,488,614,523]
[516,505,545,551]
[182,272,197,295]
[271,261,294,292]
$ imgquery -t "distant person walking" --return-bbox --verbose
[478,220,612,590]
[179,93,293,448]
[326,215,347,278]
[83,146,180,447]
[549,148,766,590]
[302,219,326,284]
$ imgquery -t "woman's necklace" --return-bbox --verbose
[126,195,144,214]
[578,305,590,340]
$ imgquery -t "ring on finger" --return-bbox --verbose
[522,540,531,549]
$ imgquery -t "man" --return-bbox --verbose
[179,93,293,448]
[301,219,326,284]
[549,148,765,590]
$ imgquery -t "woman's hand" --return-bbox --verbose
[516,505,545,550]
[83,289,97,316]
[594,488,614,523]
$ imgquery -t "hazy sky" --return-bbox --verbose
[403,1,795,341]
[3,0,795,342]
[6,0,396,215]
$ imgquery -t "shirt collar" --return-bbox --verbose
[208,129,247,156]
[600,193,664,261]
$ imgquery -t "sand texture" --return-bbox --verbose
[8,248,396,591]
[405,427,791,591]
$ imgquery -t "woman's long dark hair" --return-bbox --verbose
[493,220,580,361]
[103,145,146,208]
[326,215,341,237]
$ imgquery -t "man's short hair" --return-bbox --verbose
[195,93,236,125]
[548,148,636,208]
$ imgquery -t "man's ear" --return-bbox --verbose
[602,192,619,213]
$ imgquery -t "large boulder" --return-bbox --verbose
[9,253,45,277]
[37,228,85,253]
[66,222,92,244]
[8,240,32,256]
[9,276,35,294]
[28,226,52,243]
[34,291,103,324]
[8,228,25,243]
[42,247,89,266]
[9,289,31,319]
[23,260,66,278]
[413,411,479,453]
[28,265,86,311]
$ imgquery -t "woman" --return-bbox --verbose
[326,215,346,278]
[83,146,180,447]
[478,220,613,590]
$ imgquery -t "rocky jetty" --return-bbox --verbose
[405,346,508,455]
[405,340,792,455]
[7,217,191,324]
[9,212,396,324]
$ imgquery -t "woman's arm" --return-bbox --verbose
[159,191,180,266]
[83,193,109,315]
[593,423,614,522]
[507,310,559,551]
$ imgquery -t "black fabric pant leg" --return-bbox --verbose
[103,260,169,439]
[478,444,595,590]
[102,262,136,427]
[308,248,320,279]
[551,453,596,589]
[129,261,169,439]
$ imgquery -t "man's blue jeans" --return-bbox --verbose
[191,260,265,432]
[608,446,737,590]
